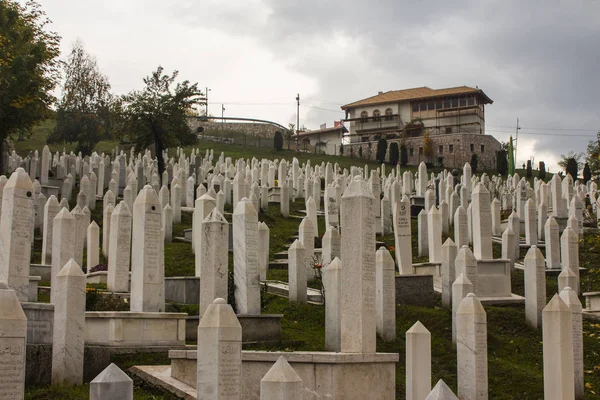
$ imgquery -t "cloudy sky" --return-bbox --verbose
[41,0,599,171]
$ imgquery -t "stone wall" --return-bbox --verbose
[342,133,501,171]
[187,119,281,138]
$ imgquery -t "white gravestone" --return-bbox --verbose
[233,198,260,315]
[197,298,242,400]
[441,238,457,309]
[471,183,492,260]
[130,185,164,312]
[456,293,488,400]
[41,195,60,265]
[89,363,133,400]
[340,176,376,353]
[260,356,303,400]
[50,208,75,303]
[524,246,546,329]
[0,168,35,301]
[87,221,100,271]
[52,259,86,386]
[393,195,412,274]
[107,202,132,293]
[288,240,307,304]
[0,282,27,399]
[375,247,395,342]
[323,257,342,352]
[542,294,574,400]
[559,287,584,400]
[406,321,431,400]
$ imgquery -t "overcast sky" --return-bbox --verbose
[41,0,600,172]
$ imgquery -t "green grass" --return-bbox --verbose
[18,122,600,398]
[13,119,119,156]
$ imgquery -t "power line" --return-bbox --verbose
[487,124,598,132]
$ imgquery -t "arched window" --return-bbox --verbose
[385,108,393,120]
[373,109,381,121]
[360,111,368,122]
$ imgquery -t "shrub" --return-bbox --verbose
[358,146,363,158]
[583,163,591,183]
[400,145,408,166]
[496,149,508,175]
[539,161,546,180]
[389,142,399,166]
[274,131,283,151]
[376,138,388,163]
[470,153,479,174]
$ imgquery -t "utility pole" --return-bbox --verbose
[205,87,211,117]
[515,117,521,168]
[296,93,300,132]
[221,104,225,136]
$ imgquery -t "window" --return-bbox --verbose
[436,101,442,109]
[428,102,435,110]
[360,111,368,122]
[419,147,423,155]
[439,145,443,154]
[385,108,393,120]
[460,97,466,107]
[444,98,451,108]
[409,148,414,156]
[470,143,475,152]
[445,126,452,134]
[373,109,381,121]
[451,97,458,107]
[481,144,485,153]
[420,103,427,111]
[467,96,475,106]
[412,103,419,112]
[449,144,454,153]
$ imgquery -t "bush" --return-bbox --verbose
[274,131,283,151]
[470,153,479,174]
[86,288,129,311]
[89,264,107,273]
[389,142,399,166]
[526,160,532,178]
[358,146,363,158]
[566,158,578,180]
[339,144,344,155]
[583,163,591,183]
[376,138,388,163]
[539,161,546,180]
[400,145,408,166]
[496,149,508,175]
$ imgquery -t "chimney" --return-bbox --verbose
[378,91,384,95]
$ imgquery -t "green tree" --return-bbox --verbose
[49,40,114,154]
[558,151,583,180]
[376,138,388,163]
[389,142,399,166]
[0,1,61,171]
[273,131,283,151]
[119,66,203,174]
[586,132,600,179]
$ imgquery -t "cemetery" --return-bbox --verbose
[0,140,597,400]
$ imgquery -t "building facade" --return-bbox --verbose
[293,124,348,156]
[340,86,501,169]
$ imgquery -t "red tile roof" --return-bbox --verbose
[341,86,492,109]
